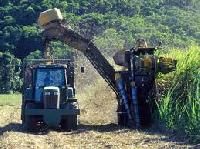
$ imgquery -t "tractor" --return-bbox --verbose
[21,59,80,131]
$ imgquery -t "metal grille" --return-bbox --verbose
[44,93,60,109]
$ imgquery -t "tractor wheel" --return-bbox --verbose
[24,115,37,132]
[61,102,78,131]
[61,115,77,131]
[23,103,38,132]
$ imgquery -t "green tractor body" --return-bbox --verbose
[21,59,80,131]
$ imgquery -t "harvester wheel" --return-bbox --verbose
[117,104,128,127]
[118,112,128,127]
[139,103,153,127]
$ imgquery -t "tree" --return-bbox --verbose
[94,28,125,55]
[0,52,21,93]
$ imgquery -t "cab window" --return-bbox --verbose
[35,68,66,87]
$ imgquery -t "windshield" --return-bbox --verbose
[35,68,65,87]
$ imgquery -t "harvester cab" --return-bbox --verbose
[21,59,80,131]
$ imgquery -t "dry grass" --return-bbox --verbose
[0,90,197,148]
[0,106,194,149]
[75,51,117,124]
[77,79,117,124]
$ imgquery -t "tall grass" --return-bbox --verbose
[157,45,200,139]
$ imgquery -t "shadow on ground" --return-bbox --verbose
[69,123,199,146]
[0,123,22,135]
[0,122,199,147]
[0,123,49,135]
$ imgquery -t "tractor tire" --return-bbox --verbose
[23,103,38,132]
[61,115,77,131]
[24,115,37,132]
[61,102,78,131]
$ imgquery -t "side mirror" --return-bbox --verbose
[81,67,85,73]
[67,87,74,98]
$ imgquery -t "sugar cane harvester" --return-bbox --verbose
[33,8,176,129]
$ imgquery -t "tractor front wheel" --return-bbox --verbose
[61,115,77,131]
[61,102,78,131]
[23,103,38,132]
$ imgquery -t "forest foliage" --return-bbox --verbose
[0,0,199,92]
[0,0,199,91]
[0,0,200,59]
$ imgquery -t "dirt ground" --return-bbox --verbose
[0,105,198,149]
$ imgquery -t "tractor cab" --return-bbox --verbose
[33,65,73,103]
[35,66,65,102]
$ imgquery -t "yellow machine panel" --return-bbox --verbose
[38,8,63,27]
